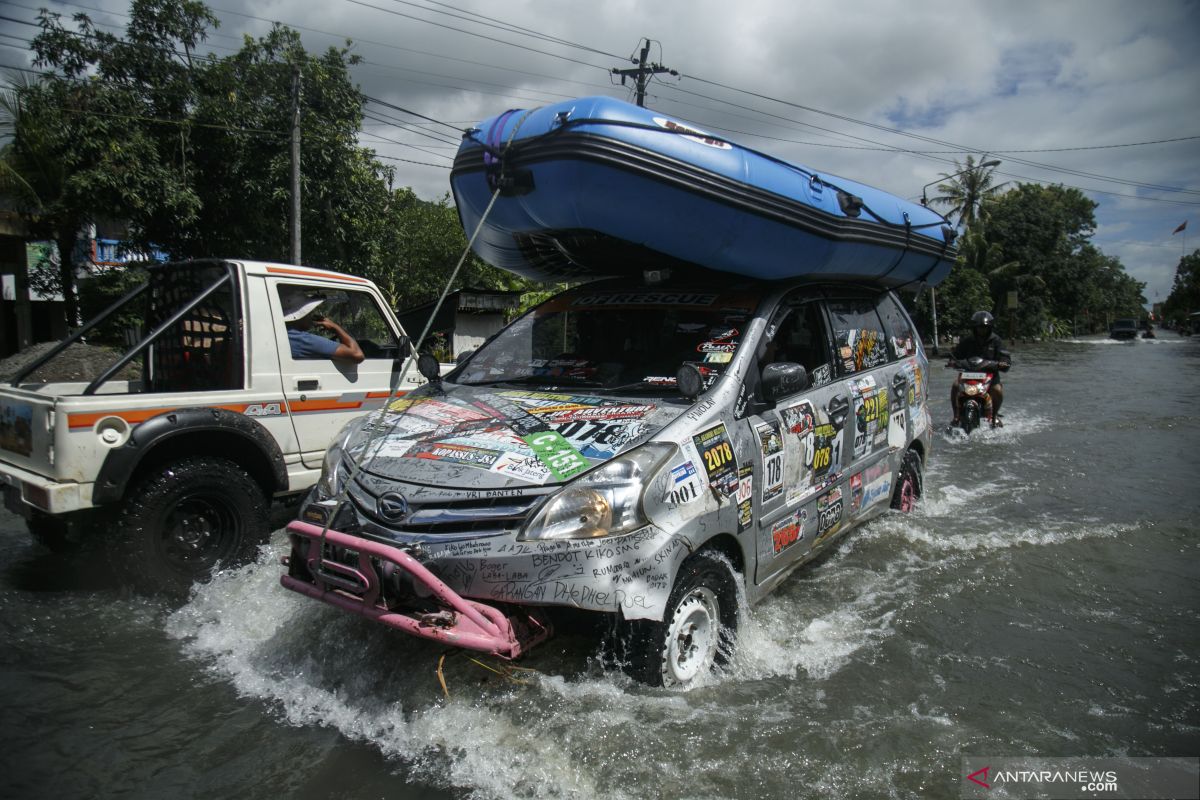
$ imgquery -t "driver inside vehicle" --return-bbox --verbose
[282,294,365,363]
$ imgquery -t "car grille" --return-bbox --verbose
[346,471,547,536]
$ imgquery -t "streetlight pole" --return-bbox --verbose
[918,159,1001,356]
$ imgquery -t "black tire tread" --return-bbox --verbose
[110,456,268,597]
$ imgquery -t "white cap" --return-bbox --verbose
[282,296,324,322]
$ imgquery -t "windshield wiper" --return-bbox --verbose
[461,374,605,388]
[603,380,680,394]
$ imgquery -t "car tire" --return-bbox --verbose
[891,448,923,512]
[616,550,740,688]
[110,456,269,597]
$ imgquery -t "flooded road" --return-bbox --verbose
[2,334,1197,799]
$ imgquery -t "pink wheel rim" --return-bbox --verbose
[897,476,916,512]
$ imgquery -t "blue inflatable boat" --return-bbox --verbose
[450,96,956,288]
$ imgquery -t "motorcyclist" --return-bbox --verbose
[949,310,1011,426]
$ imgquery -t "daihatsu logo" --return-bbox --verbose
[376,491,410,522]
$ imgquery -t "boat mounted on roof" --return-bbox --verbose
[450,95,957,289]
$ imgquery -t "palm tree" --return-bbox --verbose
[929,155,1006,229]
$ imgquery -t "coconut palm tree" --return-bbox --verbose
[929,155,1006,229]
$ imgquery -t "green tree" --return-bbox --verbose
[2,0,216,326]
[979,184,1103,333]
[5,0,545,330]
[1163,250,1200,323]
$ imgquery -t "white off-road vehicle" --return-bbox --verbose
[0,259,438,595]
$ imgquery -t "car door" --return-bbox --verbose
[270,280,404,469]
[825,293,908,526]
[743,291,849,586]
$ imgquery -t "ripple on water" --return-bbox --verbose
[165,492,1145,800]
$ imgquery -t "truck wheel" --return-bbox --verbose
[891,449,923,512]
[112,456,269,597]
[617,551,740,688]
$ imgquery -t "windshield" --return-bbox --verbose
[454,286,761,392]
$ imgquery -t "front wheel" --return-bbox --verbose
[961,399,980,434]
[615,551,740,688]
[111,456,269,597]
[891,449,923,512]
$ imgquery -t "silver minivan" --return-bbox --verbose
[282,273,931,687]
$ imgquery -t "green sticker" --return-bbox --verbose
[523,430,589,480]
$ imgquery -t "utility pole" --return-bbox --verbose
[290,63,302,266]
[612,38,677,107]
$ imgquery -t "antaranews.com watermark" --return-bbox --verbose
[961,757,1198,799]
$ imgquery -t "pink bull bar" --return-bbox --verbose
[280,520,552,658]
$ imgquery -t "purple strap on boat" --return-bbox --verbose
[484,109,519,191]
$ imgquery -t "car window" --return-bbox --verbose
[826,297,890,374]
[876,292,919,359]
[456,287,760,392]
[276,285,398,360]
[147,263,242,392]
[760,299,834,389]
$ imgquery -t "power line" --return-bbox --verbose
[364,94,463,135]
[362,106,459,145]
[386,0,624,60]
[334,1,1200,201]
[344,0,612,73]
[673,74,1200,197]
[11,0,1197,206]
[373,152,450,169]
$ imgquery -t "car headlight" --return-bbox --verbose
[314,420,360,499]
[520,443,677,540]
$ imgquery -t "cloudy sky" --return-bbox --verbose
[2,0,1197,303]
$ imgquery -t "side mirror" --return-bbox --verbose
[675,363,704,401]
[762,362,809,402]
[417,353,442,383]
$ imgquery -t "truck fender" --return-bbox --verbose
[93,407,288,505]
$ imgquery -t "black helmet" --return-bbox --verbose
[971,310,994,339]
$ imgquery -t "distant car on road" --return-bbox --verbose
[1109,318,1138,340]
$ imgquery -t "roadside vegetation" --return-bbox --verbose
[919,158,1149,340]
[0,0,535,332]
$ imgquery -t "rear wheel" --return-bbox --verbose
[615,551,740,688]
[891,449,923,512]
[111,456,269,597]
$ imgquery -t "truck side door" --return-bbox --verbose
[270,280,404,469]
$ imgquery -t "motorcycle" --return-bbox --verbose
[947,355,1005,435]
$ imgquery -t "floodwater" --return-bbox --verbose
[2,334,1197,799]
